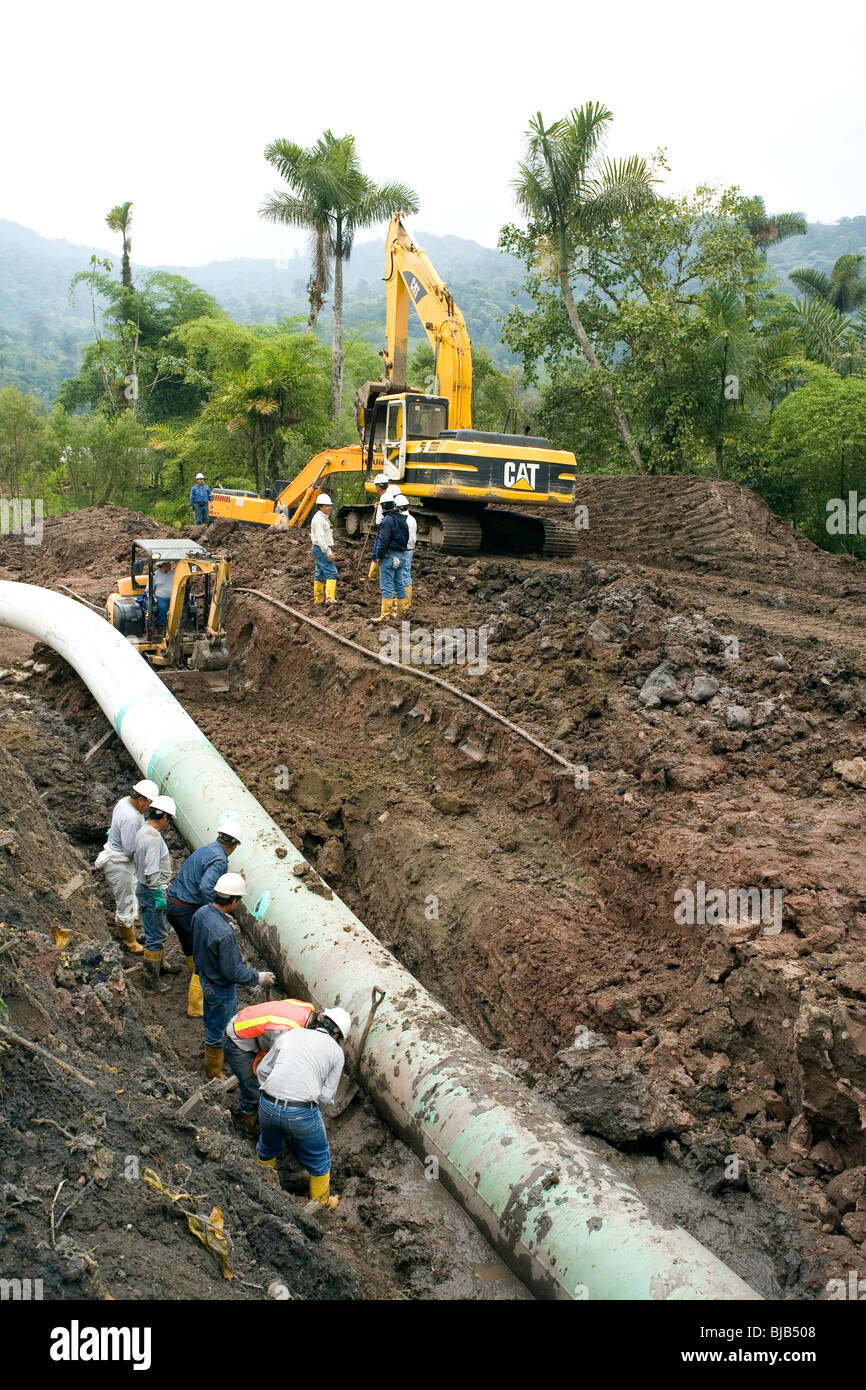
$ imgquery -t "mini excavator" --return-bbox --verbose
[209,216,578,556]
[105,538,230,669]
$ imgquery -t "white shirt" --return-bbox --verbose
[256,1026,344,1106]
[107,797,145,858]
[310,510,334,551]
[152,567,174,599]
[401,512,417,550]
[375,484,401,525]
[133,823,171,889]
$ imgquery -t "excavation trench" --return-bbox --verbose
[7,493,866,1298]
[0,581,761,1300]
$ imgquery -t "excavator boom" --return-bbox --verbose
[383,215,472,429]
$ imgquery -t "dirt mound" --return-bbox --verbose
[573,475,866,592]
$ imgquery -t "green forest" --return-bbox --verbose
[1,108,866,552]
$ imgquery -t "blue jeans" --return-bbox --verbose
[257,1094,331,1174]
[312,545,338,581]
[399,549,413,589]
[193,503,209,525]
[155,596,170,628]
[379,551,406,600]
[166,900,195,956]
[136,883,167,951]
[224,1034,260,1114]
[201,978,237,1046]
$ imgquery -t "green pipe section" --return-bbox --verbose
[0,581,760,1301]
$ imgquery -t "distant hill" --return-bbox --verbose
[0,220,525,401]
[2,214,865,401]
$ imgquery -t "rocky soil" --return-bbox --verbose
[3,480,866,1299]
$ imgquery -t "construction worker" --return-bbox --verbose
[191,872,275,1078]
[133,794,179,992]
[189,473,212,525]
[95,778,160,954]
[224,998,316,1134]
[394,494,416,613]
[255,1006,351,1208]
[166,821,243,1019]
[371,496,409,623]
[310,492,338,605]
[151,561,173,630]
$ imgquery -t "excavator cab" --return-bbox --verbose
[362,391,450,482]
[105,538,231,670]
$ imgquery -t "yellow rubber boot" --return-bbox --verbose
[404,583,413,612]
[204,1044,225,1079]
[324,579,337,604]
[117,921,143,955]
[257,1156,276,1168]
[313,581,325,604]
[185,956,203,1017]
[371,597,393,624]
[309,1171,339,1210]
[395,596,409,615]
[142,947,170,992]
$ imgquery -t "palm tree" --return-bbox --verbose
[261,132,418,418]
[790,253,866,314]
[513,104,656,473]
[743,196,807,253]
[106,202,134,288]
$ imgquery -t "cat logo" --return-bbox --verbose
[503,460,540,490]
[403,272,427,304]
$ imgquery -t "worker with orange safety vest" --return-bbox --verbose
[224,998,316,1134]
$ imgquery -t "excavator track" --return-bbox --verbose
[423,511,483,554]
[538,518,580,558]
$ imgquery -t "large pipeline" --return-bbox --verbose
[0,581,760,1301]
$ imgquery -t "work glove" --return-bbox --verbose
[152,887,167,912]
[258,971,276,988]
[392,554,401,570]
[368,561,379,581]
[327,550,335,562]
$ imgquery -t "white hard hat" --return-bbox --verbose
[150,794,177,817]
[316,493,333,507]
[394,494,410,508]
[217,820,243,844]
[322,1007,351,1040]
[373,474,387,487]
[132,779,159,800]
[196,472,205,479]
[214,872,246,898]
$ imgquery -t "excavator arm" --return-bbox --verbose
[382,215,472,429]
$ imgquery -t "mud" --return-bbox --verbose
[3,480,866,1298]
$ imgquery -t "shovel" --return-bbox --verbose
[329,986,386,1117]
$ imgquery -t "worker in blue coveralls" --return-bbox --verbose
[189,472,212,525]
[192,872,275,1079]
[166,821,243,1019]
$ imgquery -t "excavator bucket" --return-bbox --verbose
[190,638,230,671]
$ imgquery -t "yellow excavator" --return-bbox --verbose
[209,216,578,556]
[105,538,231,669]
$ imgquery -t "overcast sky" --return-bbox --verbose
[3,0,864,267]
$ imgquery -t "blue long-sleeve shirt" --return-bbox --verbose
[372,511,409,561]
[192,903,258,989]
[189,483,213,506]
[169,841,228,907]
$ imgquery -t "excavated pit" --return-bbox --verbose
[3,485,866,1299]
